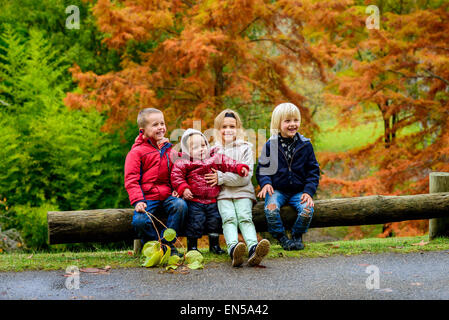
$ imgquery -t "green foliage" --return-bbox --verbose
[142,241,163,267]
[0,24,130,249]
[13,202,58,250]
[0,27,128,209]
[141,227,204,271]
[0,0,120,74]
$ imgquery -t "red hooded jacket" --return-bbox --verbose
[171,151,249,204]
[124,131,174,206]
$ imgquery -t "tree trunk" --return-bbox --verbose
[47,192,449,244]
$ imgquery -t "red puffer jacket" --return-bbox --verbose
[171,151,249,204]
[124,131,175,206]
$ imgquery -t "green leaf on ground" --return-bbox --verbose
[160,244,171,266]
[187,261,204,270]
[185,250,203,264]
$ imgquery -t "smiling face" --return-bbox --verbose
[140,112,166,142]
[220,117,237,145]
[279,116,300,138]
[188,134,208,160]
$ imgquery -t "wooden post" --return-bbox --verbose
[429,172,449,240]
[133,239,142,256]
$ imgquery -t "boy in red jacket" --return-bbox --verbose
[124,108,187,256]
[171,129,249,254]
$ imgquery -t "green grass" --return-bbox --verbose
[313,118,421,153]
[1,235,448,272]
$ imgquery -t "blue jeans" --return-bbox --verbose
[264,190,314,239]
[131,196,188,245]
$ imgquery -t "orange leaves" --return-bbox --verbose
[65,62,157,132]
[379,220,429,238]
[93,0,177,49]
[313,2,449,211]
[66,0,332,134]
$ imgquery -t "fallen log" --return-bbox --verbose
[47,192,449,244]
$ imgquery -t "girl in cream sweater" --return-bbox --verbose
[205,109,270,267]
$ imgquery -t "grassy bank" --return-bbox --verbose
[1,235,448,272]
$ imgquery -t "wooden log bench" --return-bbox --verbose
[48,191,449,253]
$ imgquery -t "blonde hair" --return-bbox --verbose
[270,103,301,136]
[137,108,162,128]
[213,109,245,144]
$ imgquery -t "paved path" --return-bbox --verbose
[1,251,449,300]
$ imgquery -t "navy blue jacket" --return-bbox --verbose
[256,133,320,197]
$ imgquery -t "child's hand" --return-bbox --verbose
[257,184,274,199]
[183,188,193,200]
[300,193,314,208]
[204,168,218,186]
[172,190,179,198]
[157,137,169,147]
[240,167,249,177]
[135,201,147,213]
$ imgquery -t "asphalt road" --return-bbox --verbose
[1,251,449,300]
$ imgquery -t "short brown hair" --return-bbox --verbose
[137,108,162,128]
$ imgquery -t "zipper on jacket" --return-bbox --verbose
[147,138,172,191]
[277,140,307,172]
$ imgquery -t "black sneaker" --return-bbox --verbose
[248,239,270,267]
[278,235,294,251]
[230,242,246,267]
[291,234,305,250]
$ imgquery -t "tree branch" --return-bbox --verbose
[386,69,449,86]
[424,69,449,86]
[239,17,260,36]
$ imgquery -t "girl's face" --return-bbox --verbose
[189,134,208,160]
[220,117,237,144]
[280,116,300,138]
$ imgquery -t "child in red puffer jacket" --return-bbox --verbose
[171,128,249,254]
[124,108,188,257]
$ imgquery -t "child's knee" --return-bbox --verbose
[301,206,313,216]
[222,214,237,225]
[264,203,280,219]
[298,207,313,226]
[132,212,150,230]
[170,198,188,214]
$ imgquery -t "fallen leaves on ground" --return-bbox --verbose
[79,266,111,274]
[166,265,190,274]
[411,240,429,246]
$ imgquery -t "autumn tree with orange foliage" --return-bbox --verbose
[296,0,449,236]
[65,0,334,135]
